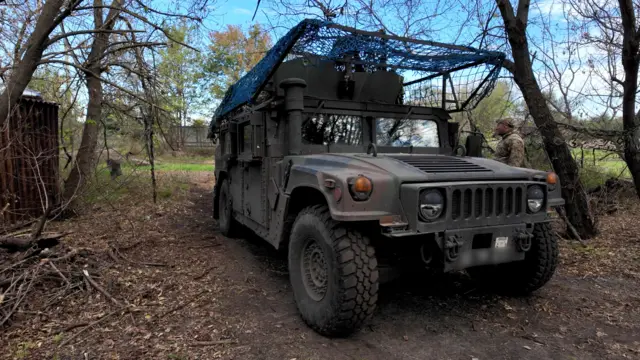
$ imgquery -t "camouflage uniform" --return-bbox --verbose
[495,131,525,167]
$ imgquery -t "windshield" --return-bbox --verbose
[375,118,440,147]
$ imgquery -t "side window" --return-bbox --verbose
[221,132,229,154]
[239,123,252,154]
[301,114,363,145]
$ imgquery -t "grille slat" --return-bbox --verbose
[474,189,483,218]
[485,188,494,216]
[496,188,504,216]
[515,188,523,214]
[452,190,461,220]
[463,189,472,219]
[448,185,528,221]
[506,187,514,215]
[388,155,492,173]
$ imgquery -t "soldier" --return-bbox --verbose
[494,118,525,167]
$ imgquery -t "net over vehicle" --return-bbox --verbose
[209,19,564,337]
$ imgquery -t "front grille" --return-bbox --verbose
[450,185,526,220]
[388,155,492,173]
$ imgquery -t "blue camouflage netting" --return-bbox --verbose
[209,18,505,135]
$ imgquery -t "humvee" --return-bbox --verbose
[209,19,564,337]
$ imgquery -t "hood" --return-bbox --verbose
[301,153,546,183]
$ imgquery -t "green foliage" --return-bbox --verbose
[28,67,84,151]
[468,81,516,136]
[447,81,517,139]
[156,22,206,127]
[579,163,623,189]
[14,341,37,359]
[191,118,208,127]
[53,333,64,343]
[204,24,272,99]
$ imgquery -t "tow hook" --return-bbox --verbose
[445,235,463,262]
[514,230,533,252]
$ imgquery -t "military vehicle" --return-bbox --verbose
[209,19,564,337]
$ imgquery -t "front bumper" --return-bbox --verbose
[441,223,533,271]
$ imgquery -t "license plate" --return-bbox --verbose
[495,236,509,248]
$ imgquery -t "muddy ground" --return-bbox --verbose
[1,172,639,360]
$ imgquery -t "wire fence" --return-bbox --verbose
[167,126,215,149]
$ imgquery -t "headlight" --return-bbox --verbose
[419,189,445,221]
[527,185,545,213]
[348,175,373,201]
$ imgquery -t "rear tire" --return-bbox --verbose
[467,222,558,295]
[218,179,239,237]
[288,205,379,337]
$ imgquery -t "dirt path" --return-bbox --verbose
[2,173,639,360]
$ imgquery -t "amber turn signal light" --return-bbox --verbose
[546,172,558,185]
[352,176,372,193]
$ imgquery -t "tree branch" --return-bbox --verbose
[101,41,167,59]
[516,0,531,28]
[502,58,516,74]
[37,59,169,113]
[612,75,625,86]
[132,0,203,21]
[496,0,517,28]
[46,29,145,47]
[75,5,200,51]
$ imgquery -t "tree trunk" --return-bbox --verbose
[62,74,102,203]
[497,0,597,238]
[0,0,65,127]
[621,75,640,198]
[62,0,123,207]
[618,0,640,198]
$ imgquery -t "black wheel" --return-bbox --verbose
[288,205,379,337]
[467,222,558,295]
[218,179,238,237]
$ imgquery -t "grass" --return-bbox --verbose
[133,162,214,172]
[79,160,209,207]
[569,148,631,186]
[62,152,215,209]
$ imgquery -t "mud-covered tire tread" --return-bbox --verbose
[468,222,558,295]
[289,204,379,337]
[523,222,558,292]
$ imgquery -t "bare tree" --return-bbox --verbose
[568,0,640,198]
[469,0,595,238]
[62,0,125,205]
[0,0,83,128]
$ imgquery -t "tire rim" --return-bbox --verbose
[301,237,328,301]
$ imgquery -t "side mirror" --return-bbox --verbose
[465,135,483,157]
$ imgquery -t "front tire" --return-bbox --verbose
[467,222,558,295]
[288,205,379,337]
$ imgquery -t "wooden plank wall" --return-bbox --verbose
[0,97,60,226]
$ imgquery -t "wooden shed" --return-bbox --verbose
[0,94,60,226]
